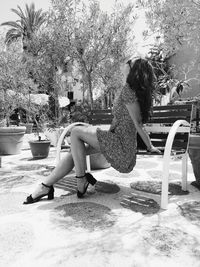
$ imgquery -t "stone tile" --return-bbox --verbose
[0,192,28,215]
[0,222,34,266]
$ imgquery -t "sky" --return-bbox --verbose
[0,0,135,24]
[0,0,51,24]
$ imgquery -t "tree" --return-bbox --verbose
[1,3,46,53]
[22,23,73,124]
[50,0,136,108]
[137,0,200,56]
[0,39,38,125]
[137,0,200,99]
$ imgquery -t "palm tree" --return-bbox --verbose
[1,3,46,52]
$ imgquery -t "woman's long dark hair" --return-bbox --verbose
[126,58,155,123]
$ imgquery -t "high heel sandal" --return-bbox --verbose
[76,173,97,198]
[23,183,54,204]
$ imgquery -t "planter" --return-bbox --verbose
[0,126,26,155]
[44,127,64,147]
[29,140,51,159]
[188,134,200,185]
[20,123,33,134]
[90,153,111,170]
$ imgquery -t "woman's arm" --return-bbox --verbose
[126,102,161,153]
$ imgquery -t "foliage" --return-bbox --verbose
[0,0,139,127]
[137,0,200,56]
[69,101,91,123]
[147,44,196,104]
[137,0,200,102]
[69,98,104,123]
[0,40,38,126]
[49,0,136,108]
[0,2,56,129]
[31,102,51,141]
[1,3,47,52]
[147,44,174,102]
[22,30,70,125]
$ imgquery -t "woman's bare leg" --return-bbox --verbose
[43,152,74,185]
[70,125,100,192]
[31,152,74,198]
[29,125,100,198]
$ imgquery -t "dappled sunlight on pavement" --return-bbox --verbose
[0,134,200,266]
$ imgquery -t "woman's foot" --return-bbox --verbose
[76,173,97,198]
[23,183,54,204]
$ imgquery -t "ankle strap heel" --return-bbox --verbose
[75,173,97,185]
[42,182,52,188]
[76,175,85,179]
[47,187,54,200]
[75,173,97,199]
[42,183,54,200]
[85,173,97,186]
[23,183,54,204]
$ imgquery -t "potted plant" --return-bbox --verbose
[0,89,27,155]
[28,95,51,159]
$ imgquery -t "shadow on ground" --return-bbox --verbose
[130,180,189,195]
[50,202,117,231]
[178,201,200,226]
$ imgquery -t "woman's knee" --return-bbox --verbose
[70,126,85,140]
[71,125,99,149]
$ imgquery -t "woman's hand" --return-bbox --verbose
[147,145,162,154]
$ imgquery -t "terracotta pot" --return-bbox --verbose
[188,134,200,184]
[0,126,26,155]
[29,140,51,159]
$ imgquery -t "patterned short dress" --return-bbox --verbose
[96,83,137,173]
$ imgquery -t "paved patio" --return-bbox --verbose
[0,134,200,267]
